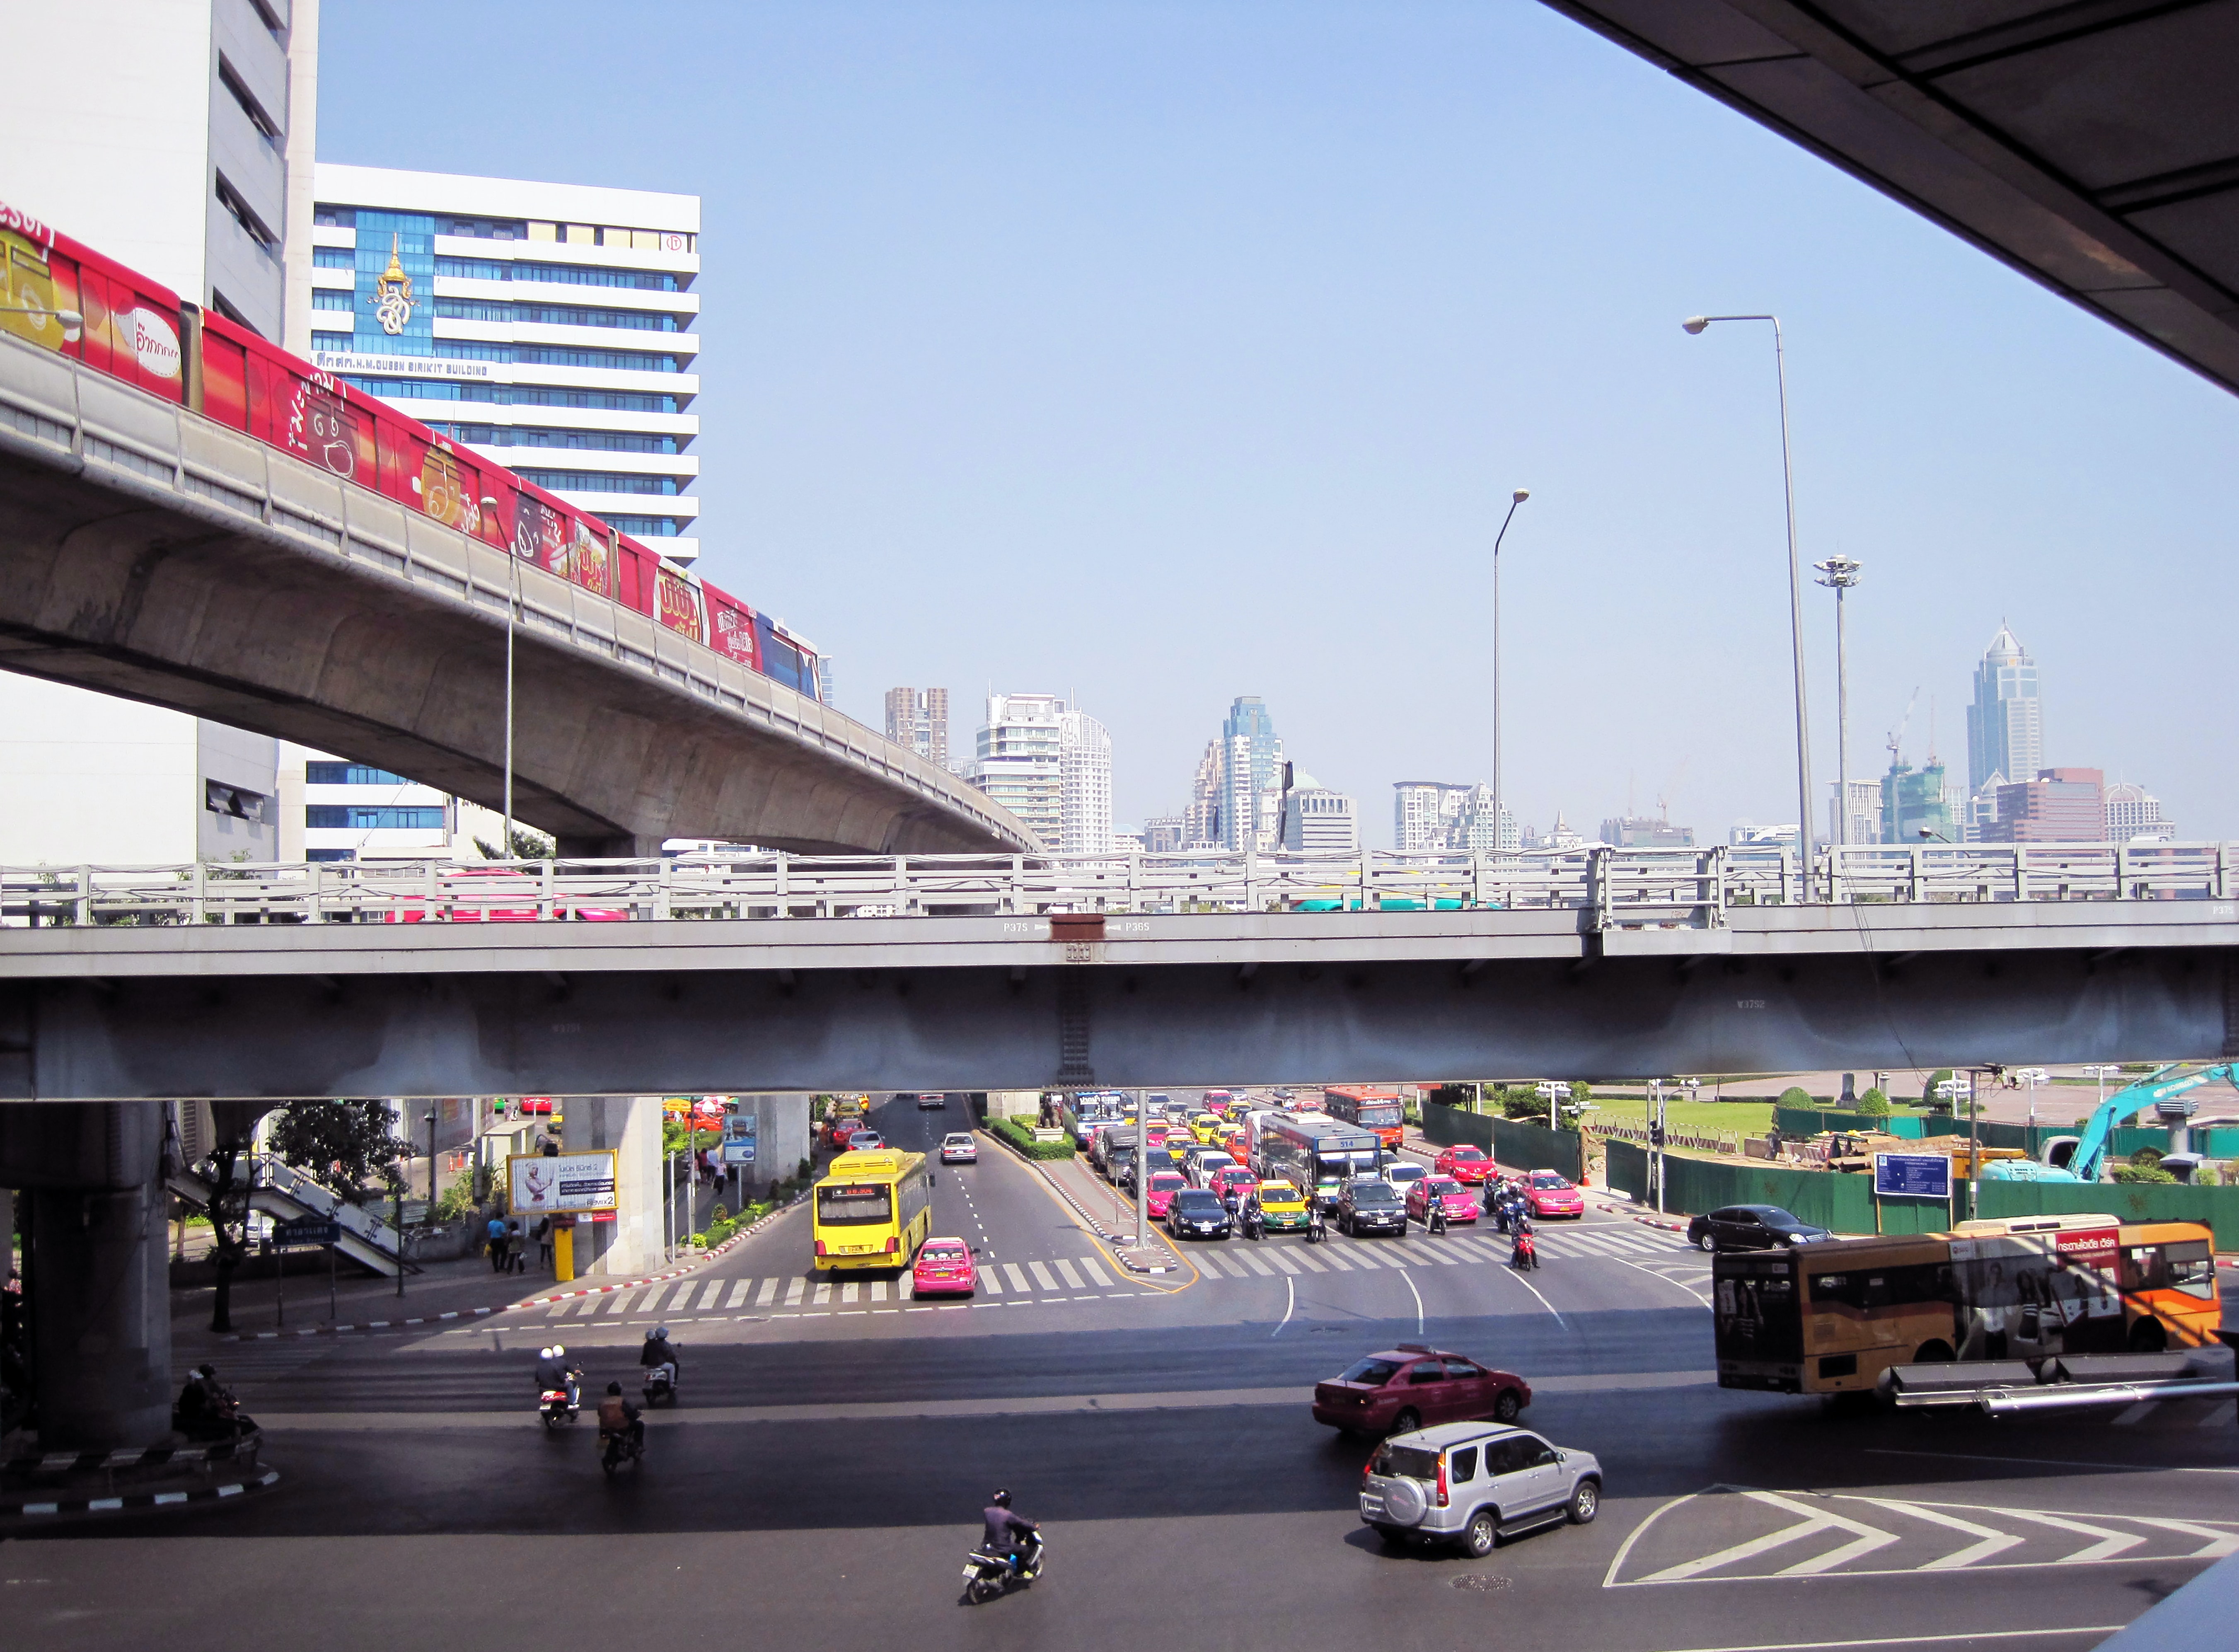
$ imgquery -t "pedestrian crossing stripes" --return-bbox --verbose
[523,1221,1698,1323]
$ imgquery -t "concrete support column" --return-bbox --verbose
[29,1178,171,1449]
[563,1097,662,1278]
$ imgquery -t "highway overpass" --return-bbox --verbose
[1548,1,2239,395]
[2,845,2232,1100]
[0,334,1032,857]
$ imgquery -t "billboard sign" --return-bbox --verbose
[1874,1152,1952,1199]
[722,1105,757,1165]
[507,1150,619,1214]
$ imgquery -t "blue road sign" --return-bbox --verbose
[1874,1152,1952,1200]
[273,1216,341,1248]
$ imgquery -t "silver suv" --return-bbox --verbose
[1359,1422,1600,1558]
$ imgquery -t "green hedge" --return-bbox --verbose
[1419,1105,1582,1180]
[988,1117,1074,1161]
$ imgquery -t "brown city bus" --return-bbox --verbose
[1713,1214,2221,1396]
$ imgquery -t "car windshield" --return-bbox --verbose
[921,1246,965,1261]
[1339,1357,1401,1385]
[1387,1163,1424,1180]
[1352,1184,1402,1206]
[1174,1191,1222,1210]
[1532,1173,1572,1188]
[1260,1184,1300,1202]
[1758,1207,1807,1229]
[1149,1173,1185,1190]
[1450,1146,1485,1160]
[1426,1178,1460,1194]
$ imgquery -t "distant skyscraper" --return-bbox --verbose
[2104,782,2174,842]
[884,687,949,769]
[1601,815,1696,849]
[1144,814,1185,854]
[1394,782,1472,852]
[967,693,1063,851]
[1058,704,1112,856]
[1966,625,2042,797]
[1281,777,1360,854]
[1823,779,1881,849]
[1182,740,1224,848]
[1449,784,1520,853]
[1220,697,1285,852]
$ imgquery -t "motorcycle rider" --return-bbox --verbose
[980,1488,1040,1577]
[639,1325,681,1393]
[1510,1213,1537,1270]
[535,1344,579,1409]
[597,1381,645,1456]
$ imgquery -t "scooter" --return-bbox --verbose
[600,1427,644,1477]
[962,1531,1045,1604]
[1510,1231,1540,1271]
[540,1370,583,1431]
[642,1363,679,1407]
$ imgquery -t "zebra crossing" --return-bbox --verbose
[528,1250,1142,1322]
[1176,1219,1701,1283]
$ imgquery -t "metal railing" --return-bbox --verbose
[2,842,2230,929]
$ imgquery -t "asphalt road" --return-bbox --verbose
[10,1095,2236,1652]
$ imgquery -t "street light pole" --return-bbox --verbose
[1683,316,1814,876]
[1491,489,1530,848]
[1813,555,1862,849]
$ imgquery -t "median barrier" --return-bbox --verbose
[986,1116,1075,1161]
[1418,1106,1582,1181]
[1606,1139,2239,1246]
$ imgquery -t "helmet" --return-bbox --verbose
[539,1346,554,1359]
[552,1345,566,1358]
[606,1381,622,1396]
[990,1488,1012,1508]
[654,1325,671,1340]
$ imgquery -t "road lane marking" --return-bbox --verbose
[1635,1491,1894,1582]
[1501,1263,1567,1325]
[697,1280,723,1310]
[1400,1267,1424,1336]
[607,1290,638,1315]
[756,1278,778,1306]
[1054,1259,1085,1289]
[870,1280,887,1302]
[1263,1248,1301,1275]
[812,1283,832,1305]
[1273,1275,1294,1338]
[1235,1248,1275,1276]
[980,1270,1003,1294]
[840,1283,859,1304]
[2000,1509,2145,1563]
[1848,1498,2023,1570]
[1028,1261,1059,1291]
[1078,1257,1113,1287]
[1003,1263,1030,1293]
[1865,1447,2239,1475]
[1294,1249,1330,1272]
[784,1279,805,1306]
[2132,1517,2239,1558]
[1650,1631,2120,1652]
[725,1280,752,1308]
[1318,1249,1354,1271]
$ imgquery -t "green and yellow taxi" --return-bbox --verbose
[1255,1179,1312,1231]
[1190,1113,1226,1146]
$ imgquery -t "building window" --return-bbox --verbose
[312,331,353,351]
[217,56,281,143]
[312,246,354,270]
[206,780,272,823]
[305,805,447,830]
[508,386,679,413]
[428,424,677,455]
[305,762,414,786]
[512,261,679,293]
[434,256,511,281]
[434,216,527,240]
[601,515,679,536]
[311,289,353,311]
[314,207,356,229]
[508,469,679,496]
[433,298,514,324]
[431,341,512,362]
[307,848,356,863]
[214,172,278,252]
[514,346,677,373]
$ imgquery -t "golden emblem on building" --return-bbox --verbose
[371,233,415,336]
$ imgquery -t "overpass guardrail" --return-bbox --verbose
[2,841,2230,928]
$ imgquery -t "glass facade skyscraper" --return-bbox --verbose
[1220,696,1285,853]
[1966,624,2041,796]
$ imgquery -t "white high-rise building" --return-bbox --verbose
[1394,780,1513,853]
[885,688,950,770]
[299,164,702,562]
[1058,705,1113,856]
[1282,779,1360,854]
[0,0,320,868]
[1828,778,1882,847]
[968,694,1064,852]
[2104,782,2175,842]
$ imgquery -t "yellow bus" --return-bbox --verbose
[1713,1213,2221,1396]
[812,1148,933,1274]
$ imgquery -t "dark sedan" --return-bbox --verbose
[1166,1188,1233,1241]
[1685,1204,1831,1253]
[1340,1179,1409,1238]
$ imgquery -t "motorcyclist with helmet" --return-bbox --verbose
[536,1344,580,1409]
[597,1381,644,1460]
[639,1324,681,1396]
[981,1488,1040,1578]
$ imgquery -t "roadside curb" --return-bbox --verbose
[210,1198,805,1342]
[2,1467,279,1520]
[5,1433,260,1477]
[980,1125,1179,1274]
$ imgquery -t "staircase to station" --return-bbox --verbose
[167,1155,413,1278]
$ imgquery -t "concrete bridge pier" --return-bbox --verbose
[562,1096,663,1278]
[0,1102,172,1449]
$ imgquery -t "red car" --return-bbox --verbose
[1210,1166,1257,1203]
[1406,1175,1480,1225]
[911,1238,977,1297]
[1433,1145,1494,1185]
[1312,1344,1530,1435]
[1524,1169,1584,1219]
[1144,1171,1187,1218]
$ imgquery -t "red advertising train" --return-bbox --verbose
[0,196,821,699]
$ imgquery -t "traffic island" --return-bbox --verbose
[0,1430,279,1524]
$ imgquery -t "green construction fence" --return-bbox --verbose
[1771,1107,1963,1140]
[1418,1104,1583,1182]
[1770,1111,2239,1161]
[1604,1139,2239,1247]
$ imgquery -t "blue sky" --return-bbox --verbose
[320,2,2239,844]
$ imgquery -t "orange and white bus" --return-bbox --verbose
[1713,1212,2220,1397]
[1321,1087,1405,1151]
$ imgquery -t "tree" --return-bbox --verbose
[1777,1086,1813,1110]
[1923,1069,1956,1108]
[474,826,556,860]
[1856,1088,1892,1116]
[1499,1086,1548,1122]
[270,1100,406,1204]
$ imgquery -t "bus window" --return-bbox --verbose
[2124,1240,2215,1301]
[817,1182,893,1225]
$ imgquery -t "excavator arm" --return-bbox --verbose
[2068,1063,2236,1181]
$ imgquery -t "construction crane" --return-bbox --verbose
[1886,686,1921,769]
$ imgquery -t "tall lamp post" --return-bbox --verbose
[1682,315,1814,872]
[1813,554,1862,848]
[1491,488,1530,847]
